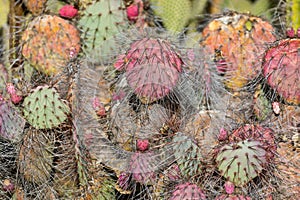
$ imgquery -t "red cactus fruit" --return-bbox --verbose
[170,182,206,200]
[224,181,235,194]
[201,12,276,90]
[262,38,300,105]
[114,37,183,103]
[218,128,228,141]
[137,139,149,151]
[127,4,139,21]
[229,124,276,162]
[59,5,78,19]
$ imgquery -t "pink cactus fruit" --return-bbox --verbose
[169,182,206,200]
[59,5,78,19]
[129,152,157,184]
[114,37,183,103]
[2,179,15,192]
[229,124,276,162]
[215,194,251,200]
[224,181,235,194]
[262,38,300,105]
[286,27,295,38]
[127,4,139,21]
[6,83,22,104]
[218,128,228,141]
[272,101,280,115]
[136,139,149,151]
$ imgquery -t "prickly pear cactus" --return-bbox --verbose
[114,33,184,103]
[21,15,80,75]
[0,98,25,141]
[216,139,267,186]
[170,182,206,200]
[18,128,55,184]
[22,86,70,129]
[201,12,276,90]
[151,0,192,32]
[172,132,203,178]
[78,0,128,60]
[262,38,300,105]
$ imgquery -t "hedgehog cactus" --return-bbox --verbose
[201,11,276,90]
[262,37,300,105]
[215,194,251,200]
[169,182,206,200]
[21,15,80,75]
[114,36,183,103]
[78,0,128,59]
[22,85,70,129]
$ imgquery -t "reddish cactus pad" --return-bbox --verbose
[229,124,276,162]
[21,15,80,75]
[170,182,206,200]
[115,38,183,103]
[262,38,300,105]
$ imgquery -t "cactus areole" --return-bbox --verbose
[114,37,183,103]
[262,38,300,105]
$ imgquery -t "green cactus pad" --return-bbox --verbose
[216,139,267,186]
[151,0,192,33]
[172,132,203,177]
[23,86,70,129]
[78,0,128,60]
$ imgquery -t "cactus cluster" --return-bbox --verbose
[0,0,299,199]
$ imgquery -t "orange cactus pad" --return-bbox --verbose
[201,12,276,90]
[21,15,81,75]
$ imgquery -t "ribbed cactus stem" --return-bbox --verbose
[286,0,300,30]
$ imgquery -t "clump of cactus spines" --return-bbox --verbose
[0,98,25,141]
[114,35,183,103]
[262,37,300,105]
[78,0,128,60]
[201,11,276,90]
[18,128,54,184]
[21,15,80,75]
[169,182,206,200]
[129,151,157,184]
[22,85,70,129]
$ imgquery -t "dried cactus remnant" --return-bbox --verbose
[21,15,80,75]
